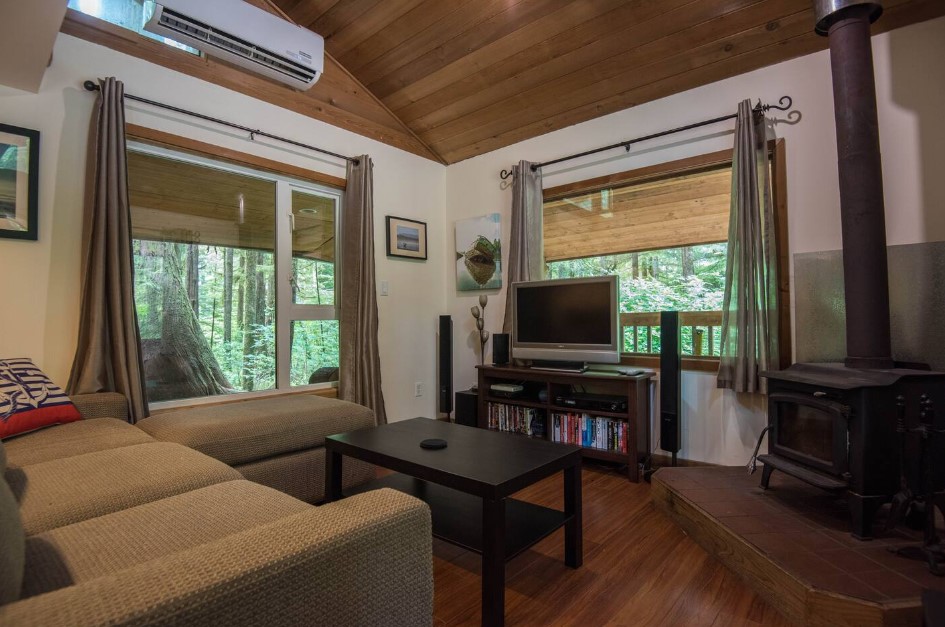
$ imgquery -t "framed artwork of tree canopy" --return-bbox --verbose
[0,124,40,241]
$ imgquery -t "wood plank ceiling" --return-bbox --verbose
[271,0,945,164]
[60,1,945,165]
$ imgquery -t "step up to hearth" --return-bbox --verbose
[652,466,943,627]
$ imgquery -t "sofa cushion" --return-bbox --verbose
[70,392,129,421]
[0,440,25,605]
[21,480,311,597]
[5,442,241,535]
[235,446,375,503]
[3,418,155,468]
[0,359,81,440]
[137,395,375,466]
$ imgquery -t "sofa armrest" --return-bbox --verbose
[0,488,433,627]
[70,393,129,421]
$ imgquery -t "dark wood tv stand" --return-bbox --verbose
[477,365,654,482]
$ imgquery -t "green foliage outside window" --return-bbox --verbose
[546,243,727,356]
[133,242,339,401]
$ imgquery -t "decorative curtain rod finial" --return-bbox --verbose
[761,95,793,112]
[83,80,100,92]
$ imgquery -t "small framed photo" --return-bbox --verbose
[0,123,40,241]
[386,215,427,260]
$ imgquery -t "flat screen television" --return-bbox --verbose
[511,275,619,365]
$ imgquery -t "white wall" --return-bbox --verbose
[444,16,945,465]
[0,33,447,422]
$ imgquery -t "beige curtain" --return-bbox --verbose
[717,100,779,393]
[67,77,148,422]
[339,156,387,425]
[502,160,544,333]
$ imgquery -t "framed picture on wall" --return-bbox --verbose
[455,213,501,291]
[0,124,40,241]
[386,215,427,260]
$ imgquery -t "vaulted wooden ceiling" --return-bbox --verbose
[61,1,945,165]
[271,0,944,163]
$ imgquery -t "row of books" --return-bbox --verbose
[487,402,546,438]
[551,412,628,454]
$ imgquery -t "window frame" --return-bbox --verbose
[126,129,345,409]
[541,139,790,373]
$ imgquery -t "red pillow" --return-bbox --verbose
[0,358,81,439]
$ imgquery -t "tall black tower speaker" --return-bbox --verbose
[659,311,681,460]
[493,333,510,366]
[438,315,453,415]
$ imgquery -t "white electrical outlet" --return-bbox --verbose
[380,280,389,296]
[414,382,423,397]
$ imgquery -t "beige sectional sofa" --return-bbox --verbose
[136,394,377,503]
[0,393,433,626]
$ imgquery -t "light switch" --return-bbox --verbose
[380,280,389,296]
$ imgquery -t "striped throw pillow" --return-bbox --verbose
[0,358,81,439]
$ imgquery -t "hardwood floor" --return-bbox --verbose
[431,463,792,626]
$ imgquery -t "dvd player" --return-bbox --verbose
[490,383,524,398]
[554,392,627,413]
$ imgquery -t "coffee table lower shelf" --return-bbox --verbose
[346,473,571,560]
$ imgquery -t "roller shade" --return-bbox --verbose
[543,165,731,262]
[128,151,335,262]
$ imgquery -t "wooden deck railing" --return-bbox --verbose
[620,311,723,358]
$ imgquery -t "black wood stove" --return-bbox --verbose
[760,364,945,539]
[757,0,945,541]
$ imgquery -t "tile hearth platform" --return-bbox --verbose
[652,466,944,627]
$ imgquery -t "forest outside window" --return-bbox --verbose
[128,144,341,403]
[543,144,788,370]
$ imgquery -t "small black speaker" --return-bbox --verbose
[493,333,510,366]
[454,389,478,427]
[659,311,681,455]
[438,315,452,415]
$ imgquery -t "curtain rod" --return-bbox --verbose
[499,96,793,180]
[82,80,358,166]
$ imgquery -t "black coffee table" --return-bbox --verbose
[325,418,583,627]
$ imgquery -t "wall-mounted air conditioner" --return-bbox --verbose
[145,0,324,91]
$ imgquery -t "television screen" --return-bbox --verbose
[512,276,619,364]
[517,282,613,345]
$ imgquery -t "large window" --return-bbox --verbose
[128,143,341,403]
[542,145,788,369]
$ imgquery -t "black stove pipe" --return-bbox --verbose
[815,0,895,370]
